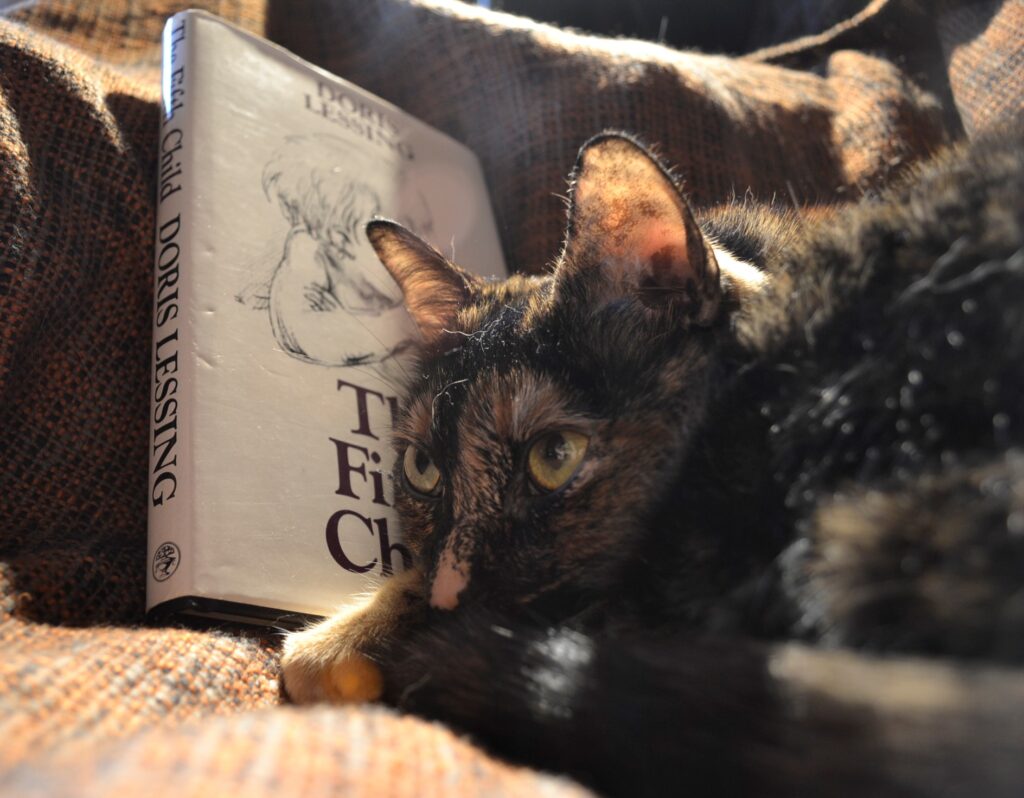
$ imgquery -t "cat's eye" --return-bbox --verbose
[403,446,441,496]
[527,431,589,492]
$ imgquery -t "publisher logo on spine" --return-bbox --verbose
[152,541,181,582]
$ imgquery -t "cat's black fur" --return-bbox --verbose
[381,609,1024,797]
[368,128,1024,796]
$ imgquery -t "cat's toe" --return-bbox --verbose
[281,629,384,705]
[279,632,326,704]
[324,653,385,702]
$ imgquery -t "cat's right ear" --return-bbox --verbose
[367,220,478,346]
[558,134,721,325]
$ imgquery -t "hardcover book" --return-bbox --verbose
[148,10,506,627]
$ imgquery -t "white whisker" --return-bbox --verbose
[431,378,469,422]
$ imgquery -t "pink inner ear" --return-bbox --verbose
[632,221,687,265]
[576,176,690,270]
[566,137,721,322]
[574,139,688,256]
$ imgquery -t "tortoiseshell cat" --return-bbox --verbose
[282,130,1024,796]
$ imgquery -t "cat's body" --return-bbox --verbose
[282,129,1024,796]
[631,136,1024,657]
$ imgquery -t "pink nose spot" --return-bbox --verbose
[430,548,469,610]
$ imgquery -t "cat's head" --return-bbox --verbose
[369,134,725,614]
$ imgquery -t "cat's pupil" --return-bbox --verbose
[414,449,431,474]
[543,433,569,462]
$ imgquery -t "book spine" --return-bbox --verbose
[147,12,196,611]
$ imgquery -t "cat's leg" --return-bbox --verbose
[782,452,1024,661]
[281,566,427,704]
[379,606,1024,796]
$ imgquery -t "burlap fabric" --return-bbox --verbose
[935,0,1024,135]
[0,0,1020,793]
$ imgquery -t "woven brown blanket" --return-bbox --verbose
[0,0,1020,793]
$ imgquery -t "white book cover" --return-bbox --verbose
[148,9,506,625]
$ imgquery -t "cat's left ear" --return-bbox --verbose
[367,220,479,346]
[559,134,720,325]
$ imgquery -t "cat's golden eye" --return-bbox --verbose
[403,446,441,496]
[527,431,589,492]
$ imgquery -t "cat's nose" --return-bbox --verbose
[430,546,469,610]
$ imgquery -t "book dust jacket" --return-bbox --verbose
[148,10,506,625]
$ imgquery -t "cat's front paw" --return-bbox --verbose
[281,624,384,704]
[280,568,428,705]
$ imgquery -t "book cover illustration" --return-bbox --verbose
[148,11,506,625]
[239,133,432,380]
